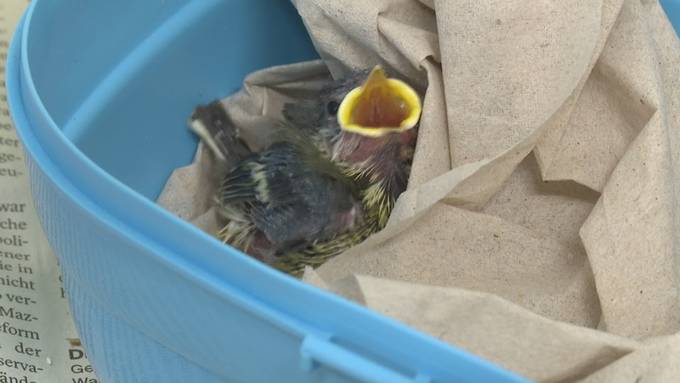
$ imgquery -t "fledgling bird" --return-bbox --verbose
[274,65,422,275]
[190,66,422,277]
[190,102,364,263]
[283,65,421,223]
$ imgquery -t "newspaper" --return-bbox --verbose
[0,1,99,382]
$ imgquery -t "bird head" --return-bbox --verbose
[336,65,422,138]
[282,65,422,143]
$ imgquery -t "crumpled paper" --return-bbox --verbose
[158,0,680,381]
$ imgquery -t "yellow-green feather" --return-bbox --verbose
[272,175,394,278]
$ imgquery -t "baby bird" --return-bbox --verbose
[274,66,422,275]
[191,66,422,277]
[283,65,421,227]
[190,102,363,263]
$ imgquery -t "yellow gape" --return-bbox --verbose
[337,65,422,137]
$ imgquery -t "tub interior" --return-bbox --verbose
[24,0,680,201]
[25,0,318,199]
[661,0,680,35]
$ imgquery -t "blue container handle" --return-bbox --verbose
[300,335,433,383]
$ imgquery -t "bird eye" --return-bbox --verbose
[326,101,339,115]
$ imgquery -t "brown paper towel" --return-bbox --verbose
[158,0,680,380]
[303,273,638,383]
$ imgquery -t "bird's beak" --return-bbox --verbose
[337,65,422,137]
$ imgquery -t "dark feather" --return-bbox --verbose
[192,67,419,276]
[189,100,251,165]
[219,141,361,252]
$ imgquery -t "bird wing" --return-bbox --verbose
[220,142,358,250]
[189,101,251,165]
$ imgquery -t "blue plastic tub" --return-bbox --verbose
[4,1,678,382]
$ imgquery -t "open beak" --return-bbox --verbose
[337,65,422,137]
